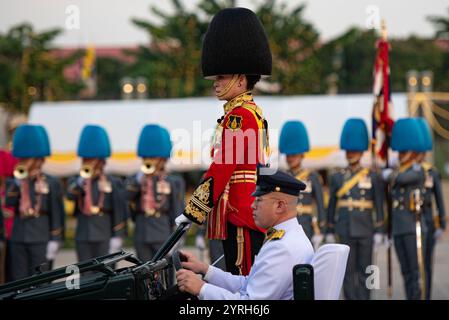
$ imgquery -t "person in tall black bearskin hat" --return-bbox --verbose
[175,7,272,276]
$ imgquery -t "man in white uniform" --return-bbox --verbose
[176,169,314,300]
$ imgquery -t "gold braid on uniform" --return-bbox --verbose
[223,91,253,114]
[264,227,285,243]
[235,227,245,274]
[184,177,214,224]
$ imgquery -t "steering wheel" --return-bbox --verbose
[171,250,186,272]
[159,250,198,300]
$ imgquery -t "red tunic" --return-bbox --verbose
[183,91,269,274]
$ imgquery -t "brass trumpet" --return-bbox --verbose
[80,164,94,179]
[141,159,157,175]
[13,164,28,180]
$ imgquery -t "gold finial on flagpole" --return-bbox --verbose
[381,19,388,41]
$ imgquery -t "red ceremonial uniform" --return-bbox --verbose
[184,91,269,275]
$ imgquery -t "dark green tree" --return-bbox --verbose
[428,7,449,38]
[390,36,444,92]
[130,0,235,98]
[256,0,321,94]
[316,27,377,94]
[129,0,322,97]
[428,7,449,91]
[0,24,84,114]
[96,57,128,100]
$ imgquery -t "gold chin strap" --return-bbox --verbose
[217,74,240,98]
[348,155,361,165]
[400,151,413,165]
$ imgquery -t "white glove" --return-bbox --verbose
[109,236,123,254]
[195,235,206,251]
[383,236,393,248]
[76,176,85,187]
[373,233,384,249]
[382,168,394,182]
[311,234,323,250]
[325,234,336,243]
[175,214,192,227]
[434,228,445,241]
[46,240,60,260]
[136,170,145,184]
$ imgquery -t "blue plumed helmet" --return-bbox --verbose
[137,124,172,158]
[35,125,51,157]
[415,118,432,152]
[279,121,310,155]
[391,118,425,152]
[12,124,48,158]
[77,125,111,159]
[340,118,369,151]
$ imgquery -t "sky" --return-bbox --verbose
[0,0,447,47]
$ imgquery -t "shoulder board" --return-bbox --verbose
[267,229,285,241]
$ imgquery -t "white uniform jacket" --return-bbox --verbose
[199,217,314,300]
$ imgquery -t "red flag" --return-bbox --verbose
[372,28,395,164]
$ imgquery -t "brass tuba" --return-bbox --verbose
[80,164,94,179]
[141,159,157,175]
[13,164,28,180]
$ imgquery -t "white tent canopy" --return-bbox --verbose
[29,93,409,177]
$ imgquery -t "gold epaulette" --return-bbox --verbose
[265,228,285,242]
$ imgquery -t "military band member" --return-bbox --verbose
[383,118,427,300]
[175,8,272,276]
[6,125,64,280]
[279,120,326,249]
[66,125,126,262]
[125,124,185,262]
[415,118,446,300]
[176,170,313,299]
[327,119,384,300]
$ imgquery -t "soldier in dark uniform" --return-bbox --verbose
[125,124,185,262]
[327,119,384,300]
[279,120,326,249]
[35,125,65,270]
[66,125,127,262]
[415,118,446,300]
[175,8,272,276]
[6,124,65,280]
[383,118,427,300]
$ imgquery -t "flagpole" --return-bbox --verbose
[381,20,393,299]
[372,19,394,299]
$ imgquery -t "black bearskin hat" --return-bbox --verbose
[201,7,272,79]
